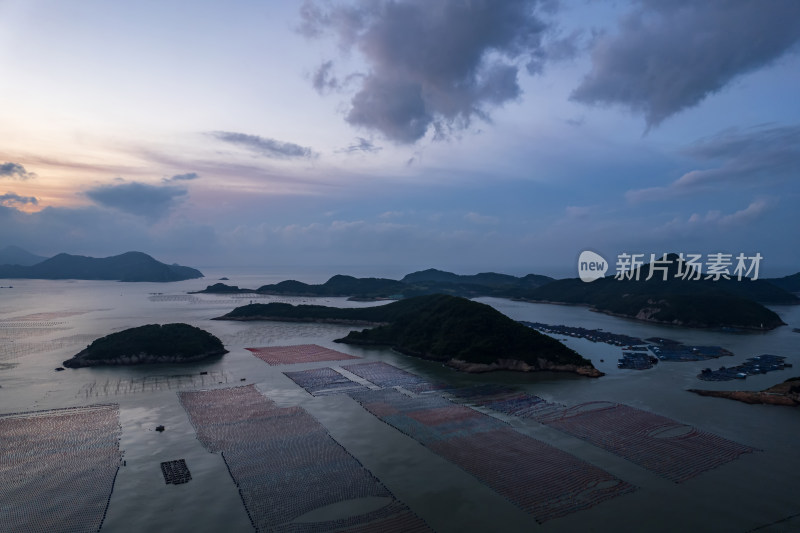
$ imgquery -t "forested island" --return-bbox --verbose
[519,256,791,330]
[196,258,797,331]
[216,294,601,376]
[0,250,202,282]
[194,269,553,299]
[63,323,227,367]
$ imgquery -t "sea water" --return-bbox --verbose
[1,269,798,532]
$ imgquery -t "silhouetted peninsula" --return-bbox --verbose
[193,269,553,299]
[0,251,203,282]
[519,254,791,330]
[216,294,600,376]
[63,323,227,368]
[690,377,800,407]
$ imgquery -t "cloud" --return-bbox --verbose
[464,211,498,225]
[312,60,340,94]
[0,162,36,180]
[85,181,188,219]
[338,137,382,154]
[565,205,590,218]
[627,124,800,202]
[0,192,38,207]
[572,1,800,128]
[164,172,199,183]
[211,131,317,159]
[667,199,774,233]
[301,0,554,143]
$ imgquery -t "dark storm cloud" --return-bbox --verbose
[0,162,35,180]
[0,192,38,206]
[211,131,317,159]
[301,0,553,143]
[85,181,187,219]
[572,1,800,128]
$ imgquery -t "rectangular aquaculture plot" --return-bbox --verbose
[342,362,445,393]
[0,404,122,533]
[161,459,192,485]
[349,388,635,523]
[284,367,370,396]
[540,403,758,483]
[448,386,566,420]
[178,385,430,532]
[246,344,360,365]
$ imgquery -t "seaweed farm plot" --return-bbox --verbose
[698,354,790,381]
[178,385,430,532]
[349,388,634,523]
[283,367,370,396]
[0,404,122,532]
[447,385,566,420]
[342,362,446,393]
[246,344,360,366]
[540,403,757,483]
[448,387,757,483]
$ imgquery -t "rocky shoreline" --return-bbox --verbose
[63,349,227,368]
[689,377,800,406]
[213,315,386,327]
[447,357,604,377]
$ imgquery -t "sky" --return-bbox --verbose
[1,0,799,278]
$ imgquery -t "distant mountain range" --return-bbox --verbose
[0,249,203,282]
[0,245,48,266]
[195,269,555,299]
[198,257,799,331]
[517,255,794,330]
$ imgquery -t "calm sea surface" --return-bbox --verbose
[1,268,798,532]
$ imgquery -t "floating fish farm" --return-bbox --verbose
[699,354,791,381]
[160,459,192,485]
[618,351,658,370]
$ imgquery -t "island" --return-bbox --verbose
[0,251,203,282]
[215,294,602,377]
[63,323,227,367]
[194,259,798,331]
[517,254,792,330]
[689,377,800,407]
[192,269,554,300]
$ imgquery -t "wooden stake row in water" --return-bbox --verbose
[78,372,229,397]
